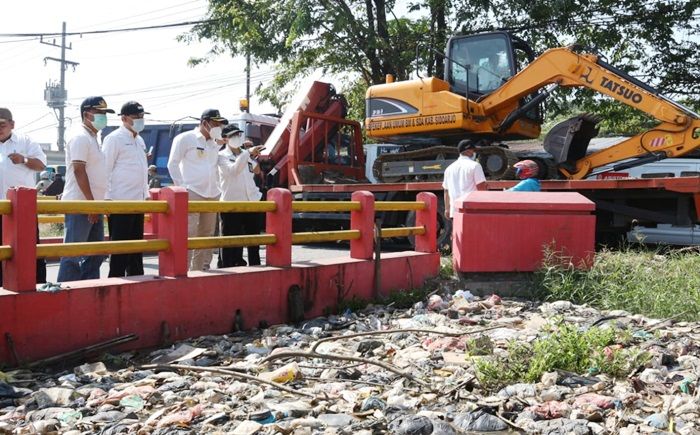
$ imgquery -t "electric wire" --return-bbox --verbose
[14,112,54,130]
[0,19,218,38]
[79,0,202,31]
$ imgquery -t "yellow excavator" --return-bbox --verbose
[365,31,700,180]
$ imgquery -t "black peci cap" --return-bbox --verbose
[119,101,150,116]
[222,124,243,138]
[200,109,228,124]
[80,96,115,114]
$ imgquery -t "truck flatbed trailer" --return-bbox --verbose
[291,177,700,247]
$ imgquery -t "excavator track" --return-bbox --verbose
[373,144,524,182]
[373,146,459,183]
[477,145,520,180]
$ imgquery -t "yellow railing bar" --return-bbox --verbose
[188,201,276,213]
[37,196,59,200]
[36,239,170,258]
[0,246,12,261]
[291,230,361,244]
[188,234,277,250]
[0,201,10,215]
[26,200,426,217]
[380,226,426,238]
[37,214,153,225]
[375,201,426,211]
[38,216,65,224]
[37,201,169,214]
[292,201,361,212]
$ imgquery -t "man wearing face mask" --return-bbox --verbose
[218,125,265,267]
[442,139,486,220]
[102,101,150,277]
[167,109,227,271]
[57,96,114,282]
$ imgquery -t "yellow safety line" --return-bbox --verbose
[0,246,12,261]
[36,239,170,258]
[291,230,361,244]
[188,234,278,250]
[375,201,426,211]
[380,226,426,238]
[188,201,276,213]
[291,201,361,212]
[37,214,153,224]
[37,201,169,214]
[38,216,65,224]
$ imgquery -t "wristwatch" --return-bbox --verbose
[22,156,27,164]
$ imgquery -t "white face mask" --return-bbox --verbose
[131,118,145,133]
[228,135,243,149]
[208,125,222,141]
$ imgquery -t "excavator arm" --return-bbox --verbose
[480,47,700,179]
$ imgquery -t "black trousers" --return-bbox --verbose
[0,218,46,287]
[220,212,262,267]
[107,213,144,277]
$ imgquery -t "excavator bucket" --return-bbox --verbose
[543,114,601,169]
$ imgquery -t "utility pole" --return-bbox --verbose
[41,22,79,152]
[245,53,251,113]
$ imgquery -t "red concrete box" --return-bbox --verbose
[452,191,595,272]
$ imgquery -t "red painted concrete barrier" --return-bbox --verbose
[0,252,439,365]
[157,187,189,278]
[266,189,293,267]
[350,191,375,260]
[2,188,38,292]
[453,191,595,272]
[0,187,440,365]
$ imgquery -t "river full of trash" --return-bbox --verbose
[1,287,699,434]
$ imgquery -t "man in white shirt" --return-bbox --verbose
[0,108,48,287]
[102,101,150,277]
[443,139,487,219]
[218,125,265,267]
[57,96,114,282]
[167,109,227,271]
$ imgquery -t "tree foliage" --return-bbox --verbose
[188,0,700,133]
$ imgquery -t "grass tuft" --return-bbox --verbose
[534,246,700,322]
[474,321,651,391]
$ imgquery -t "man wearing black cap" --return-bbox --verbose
[102,101,151,277]
[0,107,48,287]
[57,96,115,282]
[442,139,486,219]
[167,109,227,271]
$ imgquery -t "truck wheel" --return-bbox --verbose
[405,197,452,253]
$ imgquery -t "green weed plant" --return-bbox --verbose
[534,246,700,322]
[475,321,650,391]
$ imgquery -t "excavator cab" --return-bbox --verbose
[444,31,543,126]
[445,32,526,97]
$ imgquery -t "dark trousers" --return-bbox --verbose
[107,214,144,277]
[220,212,262,267]
[0,218,46,287]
